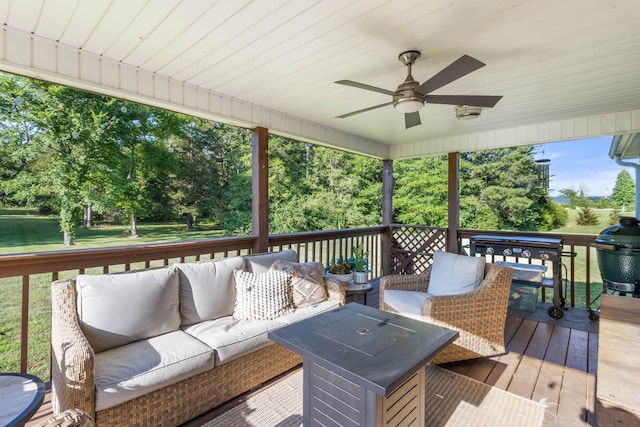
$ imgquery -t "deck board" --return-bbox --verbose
[28,287,599,427]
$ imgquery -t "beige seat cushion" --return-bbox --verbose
[183,316,286,364]
[76,268,180,353]
[382,290,430,321]
[174,256,245,326]
[94,330,214,411]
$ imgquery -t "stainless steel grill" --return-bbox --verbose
[470,234,566,319]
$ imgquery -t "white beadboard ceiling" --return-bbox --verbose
[0,0,639,159]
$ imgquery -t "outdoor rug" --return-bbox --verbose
[203,366,546,427]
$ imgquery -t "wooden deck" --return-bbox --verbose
[27,283,599,427]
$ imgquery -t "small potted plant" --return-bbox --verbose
[351,243,370,284]
[325,256,353,283]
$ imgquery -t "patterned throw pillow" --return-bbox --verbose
[270,260,327,308]
[233,269,293,320]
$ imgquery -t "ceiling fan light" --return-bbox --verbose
[455,105,482,120]
[394,99,424,113]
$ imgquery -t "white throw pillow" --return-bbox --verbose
[76,267,180,353]
[428,251,485,296]
[233,269,293,320]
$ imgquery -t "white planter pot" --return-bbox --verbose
[353,271,368,284]
[325,272,353,283]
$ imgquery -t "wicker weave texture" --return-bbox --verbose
[32,409,94,427]
[380,263,513,364]
[50,267,343,426]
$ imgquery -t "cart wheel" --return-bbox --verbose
[548,306,564,319]
[588,311,600,322]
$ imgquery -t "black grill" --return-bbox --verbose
[470,234,566,319]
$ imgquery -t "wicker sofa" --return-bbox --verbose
[379,251,513,365]
[51,250,345,427]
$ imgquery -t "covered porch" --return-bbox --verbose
[1,1,640,426]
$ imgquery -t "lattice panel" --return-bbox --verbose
[391,226,447,275]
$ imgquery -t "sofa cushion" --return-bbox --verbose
[383,290,430,321]
[270,260,327,307]
[183,316,286,364]
[233,270,293,320]
[243,249,298,274]
[76,268,180,353]
[94,330,214,411]
[428,251,486,296]
[174,256,246,326]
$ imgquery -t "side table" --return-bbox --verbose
[344,281,373,305]
[0,373,45,427]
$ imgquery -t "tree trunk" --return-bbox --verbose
[84,203,93,227]
[130,215,140,238]
[63,231,74,246]
[185,212,194,230]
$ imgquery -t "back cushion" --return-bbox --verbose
[243,249,298,274]
[76,268,180,353]
[428,251,486,296]
[174,256,246,325]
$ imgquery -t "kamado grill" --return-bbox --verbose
[470,234,566,319]
[596,217,640,298]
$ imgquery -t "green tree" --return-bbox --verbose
[393,156,448,226]
[612,170,635,211]
[576,205,599,226]
[460,146,550,231]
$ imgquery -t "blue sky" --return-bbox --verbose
[541,136,634,197]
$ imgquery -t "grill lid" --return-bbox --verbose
[596,217,640,248]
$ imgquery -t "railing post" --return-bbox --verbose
[382,159,393,275]
[252,127,269,254]
[447,152,460,254]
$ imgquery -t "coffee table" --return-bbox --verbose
[269,303,458,426]
[0,373,45,427]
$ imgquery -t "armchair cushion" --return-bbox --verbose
[428,251,485,296]
[381,290,430,320]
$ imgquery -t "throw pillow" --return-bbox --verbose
[233,269,293,320]
[270,260,327,307]
[427,251,486,296]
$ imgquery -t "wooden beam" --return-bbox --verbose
[252,127,269,253]
[382,159,393,275]
[447,152,460,253]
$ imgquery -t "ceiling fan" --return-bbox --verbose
[335,51,502,129]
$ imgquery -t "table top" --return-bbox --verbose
[344,282,373,294]
[0,373,45,427]
[269,302,458,396]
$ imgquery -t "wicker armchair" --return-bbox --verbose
[379,263,513,364]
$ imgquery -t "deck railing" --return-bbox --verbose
[0,225,602,379]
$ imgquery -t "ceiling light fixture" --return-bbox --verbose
[455,105,482,120]
[394,98,424,113]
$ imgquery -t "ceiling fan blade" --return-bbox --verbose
[425,94,503,107]
[405,111,421,129]
[416,55,486,95]
[335,80,398,96]
[335,101,394,118]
